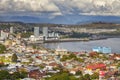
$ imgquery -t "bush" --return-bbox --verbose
[0,44,6,54]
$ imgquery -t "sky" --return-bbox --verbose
[0,0,120,24]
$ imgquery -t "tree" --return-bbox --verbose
[12,53,18,62]
[21,32,33,38]
[69,76,79,80]
[60,73,70,80]
[83,74,91,80]
[60,55,69,61]
[91,72,99,79]
[47,73,77,80]
[11,72,21,79]
[0,44,6,54]
[79,76,85,80]
[69,53,76,59]
[0,70,10,80]
[60,53,77,61]
[20,71,28,79]
[76,70,82,76]
[11,72,28,80]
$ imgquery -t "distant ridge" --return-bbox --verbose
[1,15,120,25]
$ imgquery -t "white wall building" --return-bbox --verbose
[43,27,48,40]
[0,30,9,40]
[34,27,39,38]
[10,27,14,34]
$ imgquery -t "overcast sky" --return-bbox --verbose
[0,0,120,24]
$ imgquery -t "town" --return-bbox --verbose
[0,26,120,80]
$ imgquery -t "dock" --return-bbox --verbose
[44,38,89,43]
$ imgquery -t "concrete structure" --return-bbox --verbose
[55,46,68,56]
[10,27,14,33]
[0,30,9,40]
[34,27,39,38]
[48,32,59,38]
[29,35,44,42]
[92,46,111,53]
[43,27,48,40]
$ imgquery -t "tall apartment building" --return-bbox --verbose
[10,27,14,34]
[43,27,48,40]
[0,30,9,40]
[34,27,39,38]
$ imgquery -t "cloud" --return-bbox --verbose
[53,0,120,16]
[0,0,60,11]
[0,0,120,17]
[0,0,62,17]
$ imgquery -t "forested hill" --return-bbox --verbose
[0,22,120,30]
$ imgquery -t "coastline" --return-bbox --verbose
[43,37,107,43]
[42,38,120,53]
[28,36,120,44]
[43,36,120,43]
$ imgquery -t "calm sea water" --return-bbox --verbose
[42,38,120,53]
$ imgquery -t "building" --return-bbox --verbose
[43,27,48,40]
[48,32,59,39]
[28,69,46,79]
[86,63,106,70]
[34,27,39,38]
[92,46,111,53]
[55,46,68,56]
[10,27,14,34]
[0,30,9,40]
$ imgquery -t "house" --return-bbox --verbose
[86,63,106,70]
[89,51,99,57]
[110,54,120,60]
[92,46,111,53]
[49,62,59,68]
[28,69,46,79]
[55,47,68,56]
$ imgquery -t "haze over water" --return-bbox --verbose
[43,38,120,53]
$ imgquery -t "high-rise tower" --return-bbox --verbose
[10,27,14,34]
[43,27,48,40]
[34,27,39,38]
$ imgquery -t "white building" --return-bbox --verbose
[55,46,68,55]
[48,32,59,39]
[29,35,43,41]
[34,27,39,38]
[0,30,9,40]
[10,27,14,34]
[43,27,48,40]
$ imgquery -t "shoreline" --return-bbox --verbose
[28,37,120,53]
[43,36,120,43]
[43,38,108,43]
[42,38,120,53]
[28,36,120,44]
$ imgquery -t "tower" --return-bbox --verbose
[34,27,39,38]
[0,30,9,40]
[43,27,48,40]
[10,27,14,34]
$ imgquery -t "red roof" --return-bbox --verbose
[87,63,106,70]
[49,62,58,67]
[29,69,46,79]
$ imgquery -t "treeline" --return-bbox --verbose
[69,32,91,38]
[0,22,120,30]
[0,70,27,80]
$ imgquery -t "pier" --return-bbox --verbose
[44,38,89,43]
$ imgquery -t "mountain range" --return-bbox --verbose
[1,15,120,24]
